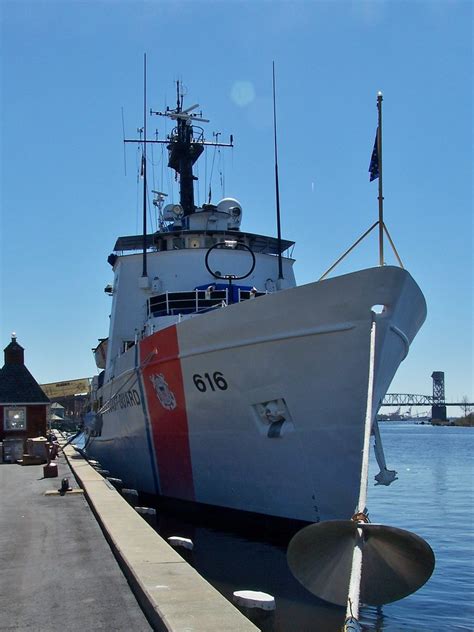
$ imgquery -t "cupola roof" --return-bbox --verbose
[0,334,50,404]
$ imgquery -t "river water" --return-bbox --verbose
[148,422,474,631]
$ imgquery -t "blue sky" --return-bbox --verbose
[1,0,472,407]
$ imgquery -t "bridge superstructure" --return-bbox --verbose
[381,371,473,420]
[381,393,470,407]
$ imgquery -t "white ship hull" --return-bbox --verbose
[85,265,426,523]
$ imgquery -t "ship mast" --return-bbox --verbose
[125,74,233,222]
[150,82,233,217]
[166,83,204,216]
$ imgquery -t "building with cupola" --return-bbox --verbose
[0,334,50,448]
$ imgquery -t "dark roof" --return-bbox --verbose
[4,338,24,365]
[114,230,295,256]
[0,364,50,404]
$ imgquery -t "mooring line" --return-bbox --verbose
[344,315,377,631]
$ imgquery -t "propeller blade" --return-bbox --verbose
[287,520,435,607]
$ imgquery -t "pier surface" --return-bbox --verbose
[0,451,151,631]
[0,443,257,631]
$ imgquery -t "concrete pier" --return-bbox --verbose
[0,442,257,631]
[0,451,152,631]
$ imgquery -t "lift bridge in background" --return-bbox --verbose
[381,372,473,420]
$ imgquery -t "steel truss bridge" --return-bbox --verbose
[381,394,472,407]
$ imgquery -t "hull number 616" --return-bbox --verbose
[193,372,228,392]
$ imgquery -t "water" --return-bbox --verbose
[147,423,474,631]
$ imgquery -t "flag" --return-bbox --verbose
[369,131,379,181]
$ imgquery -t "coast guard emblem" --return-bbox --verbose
[150,373,177,410]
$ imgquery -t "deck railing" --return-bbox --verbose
[148,287,265,317]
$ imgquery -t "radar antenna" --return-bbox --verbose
[150,82,210,124]
[125,77,233,218]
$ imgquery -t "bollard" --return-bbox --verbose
[59,477,72,495]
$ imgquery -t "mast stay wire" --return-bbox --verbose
[121,107,127,176]
[135,138,155,236]
[150,140,167,232]
[135,144,142,235]
[162,103,177,205]
[146,170,154,235]
[207,140,218,204]
[204,146,208,206]
[196,158,200,206]
[149,144,157,234]
[161,143,165,202]
[219,147,225,198]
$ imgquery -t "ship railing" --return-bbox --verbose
[147,287,265,318]
[237,288,265,301]
[169,126,205,145]
[148,289,228,318]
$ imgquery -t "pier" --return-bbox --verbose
[0,441,257,632]
[0,450,151,631]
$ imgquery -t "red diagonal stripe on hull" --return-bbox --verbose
[140,326,194,500]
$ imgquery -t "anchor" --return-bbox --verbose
[287,316,435,630]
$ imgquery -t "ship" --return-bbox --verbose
[83,80,426,524]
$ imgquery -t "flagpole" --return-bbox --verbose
[377,91,384,266]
